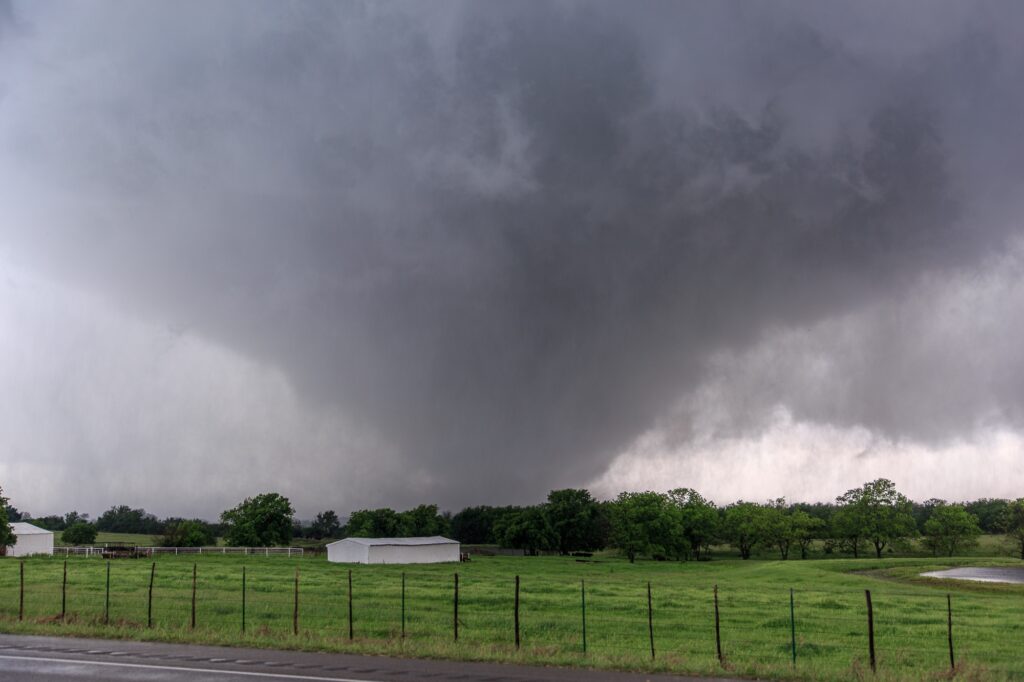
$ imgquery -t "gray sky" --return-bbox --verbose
[2,1,1024,519]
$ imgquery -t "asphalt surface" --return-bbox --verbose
[0,634,739,682]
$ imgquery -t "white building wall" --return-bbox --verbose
[326,540,370,563]
[367,543,459,564]
[9,532,54,557]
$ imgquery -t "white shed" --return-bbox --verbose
[327,536,460,564]
[6,522,55,557]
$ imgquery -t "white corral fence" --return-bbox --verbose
[54,546,303,557]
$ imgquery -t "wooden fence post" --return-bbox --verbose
[647,581,655,660]
[61,560,67,622]
[104,561,110,625]
[293,567,300,636]
[714,584,722,665]
[190,563,197,630]
[453,572,459,642]
[790,588,796,666]
[347,569,353,640]
[865,589,876,673]
[18,561,24,622]
[514,575,521,650]
[581,579,587,654]
[947,594,955,671]
[241,566,246,634]
[147,563,155,628]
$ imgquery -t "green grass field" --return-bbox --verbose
[1,553,1022,681]
[52,532,161,548]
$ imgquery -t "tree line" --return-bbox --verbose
[6,481,1024,560]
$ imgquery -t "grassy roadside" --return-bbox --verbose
[1,554,1022,681]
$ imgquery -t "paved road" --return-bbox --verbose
[0,635,738,682]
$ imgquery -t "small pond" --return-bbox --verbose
[920,567,1024,584]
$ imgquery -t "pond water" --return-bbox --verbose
[920,567,1024,584]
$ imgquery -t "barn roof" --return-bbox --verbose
[11,522,53,536]
[327,535,458,547]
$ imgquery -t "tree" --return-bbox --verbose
[998,498,1024,560]
[0,486,15,555]
[922,504,981,557]
[494,506,556,556]
[791,510,825,559]
[220,492,295,547]
[722,502,768,559]
[160,519,216,547]
[344,508,402,537]
[63,511,89,528]
[29,515,66,531]
[667,488,718,560]
[761,499,795,560]
[398,504,450,537]
[965,498,1010,534]
[310,510,342,539]
[609,492,682,563]
[834,479,917,558]
[62,522,98,545]
[545,489,604,554]
[95,505,163,534]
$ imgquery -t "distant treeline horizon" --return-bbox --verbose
[8,480,1024,561]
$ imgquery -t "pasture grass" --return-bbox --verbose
[53,532,161,547]
[1,554,1022,680]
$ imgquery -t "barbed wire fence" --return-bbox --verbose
[1,557,1021,678]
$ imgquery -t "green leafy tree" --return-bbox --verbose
[0,486,15,555]
[344,508,402,537]
[761,499,795,560]
[964,498,1010,533]
[160,519,216,547]
[494,506,556,556]
[220,492,295,547]
[835,479,917,558]
[998,498,1024,560]
[310,510,342,539]
[62,522,98,545]
[63,511,89,528]
[95,505,163,534]
[545,489,604,554]
[398,504,450,537]
[791,509,825,559]
[609,491,682,563]
[29,515,66,531]
[667,488,718,560]
[722,502,768,559]
[922,504,981,557]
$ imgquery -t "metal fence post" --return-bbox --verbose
[865,589,876,673]
[514,575,521,650]
[647,581,655,660]
[714,584,723,665]
[581,579,587,654]
[61,560,67,622]
[453,572,459,642]
[947,594,955,671]
[147,563,155,628]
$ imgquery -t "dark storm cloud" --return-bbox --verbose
[3,1,1024,509]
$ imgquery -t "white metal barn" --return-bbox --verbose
[6,522,55,557]
[326,536,460,564]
